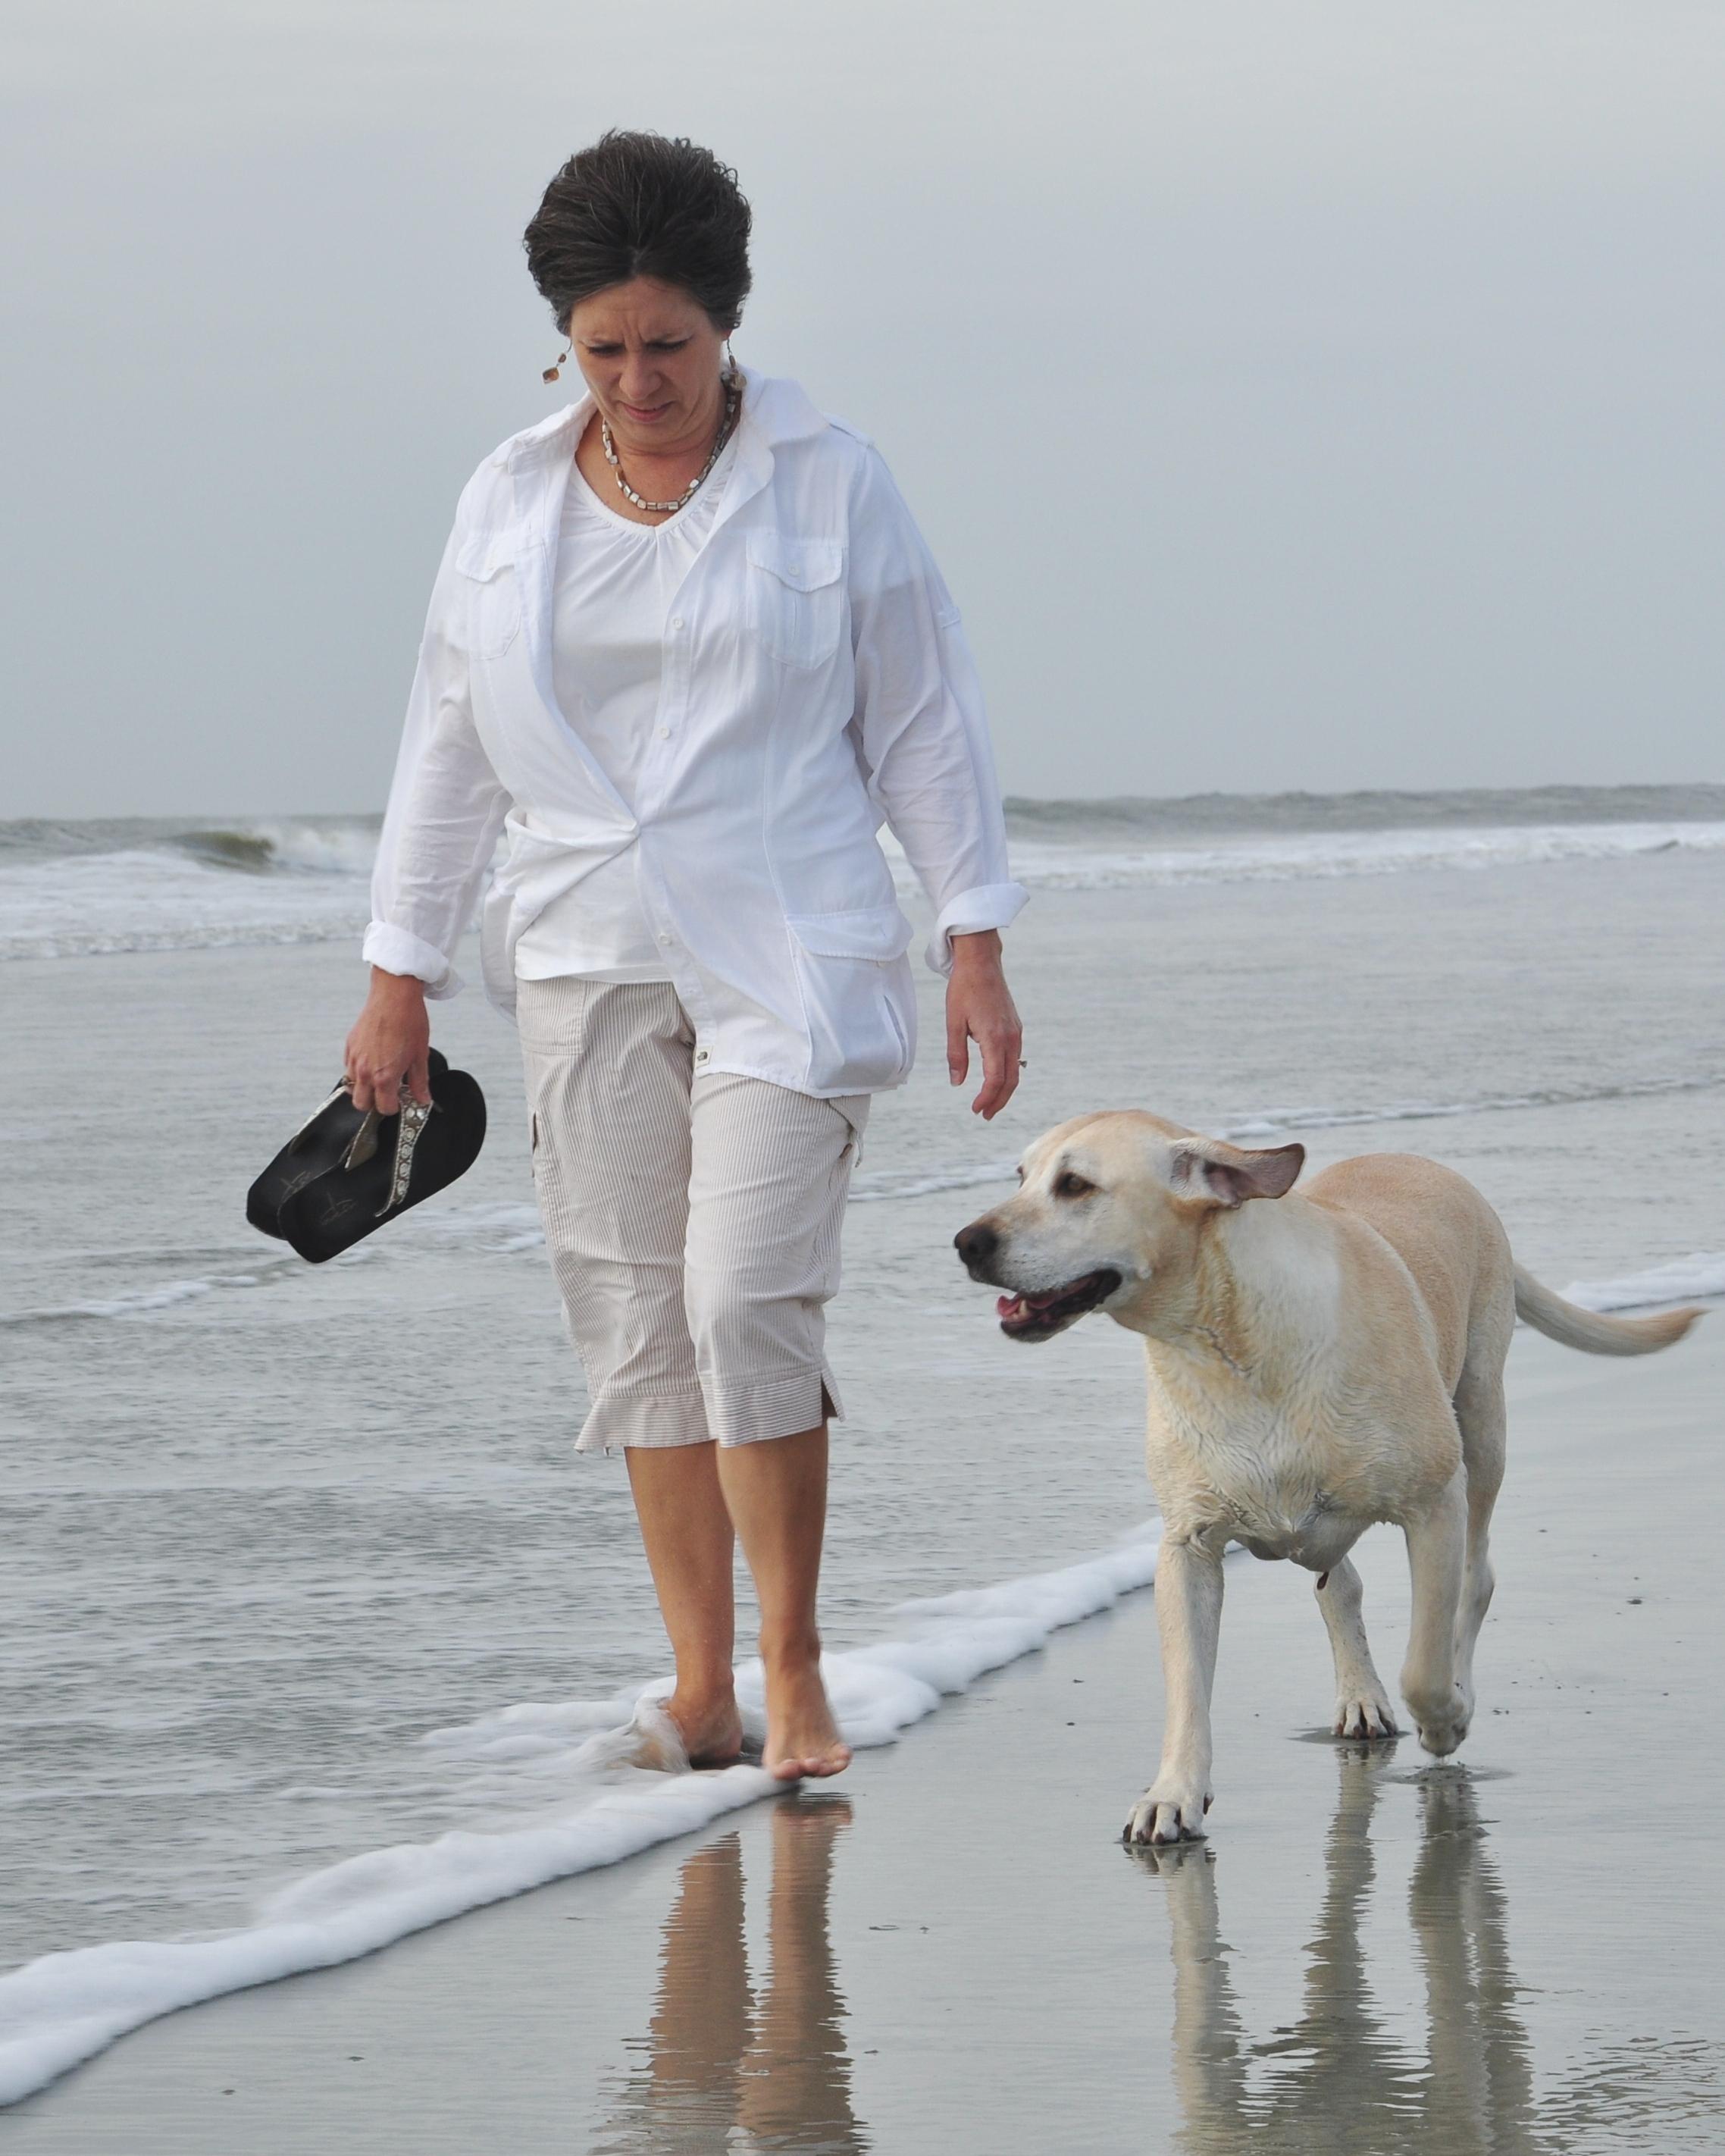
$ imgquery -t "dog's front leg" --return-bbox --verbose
[1125,1532,1226,1844]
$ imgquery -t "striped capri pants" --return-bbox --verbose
[517,976,869,1453]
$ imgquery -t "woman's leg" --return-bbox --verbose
[521,979,740,1763]
[684,1073,868,1781]
[716,1425,850,1780]
[631,1419,844,1776]
[625,1442,743,1767]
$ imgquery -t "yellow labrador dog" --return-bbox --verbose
[953,1114,1702,1845]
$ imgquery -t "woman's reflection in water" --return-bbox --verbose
[595,1791,866,2155]
[1137,1748,1720,2155]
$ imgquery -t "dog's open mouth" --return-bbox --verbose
[996,1269,1122,1340]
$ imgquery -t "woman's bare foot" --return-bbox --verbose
[663,1687,744,1769]
[763,1659,851,1782]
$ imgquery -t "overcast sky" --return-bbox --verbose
[4,0,1722,816]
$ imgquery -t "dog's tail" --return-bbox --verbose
[1513,1264,1705,1356]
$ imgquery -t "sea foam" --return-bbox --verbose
[0,1523,1166,2107]
[1560,1252,1725,1312]
[1007,818,1725,892]
[844,1073,1722,1206]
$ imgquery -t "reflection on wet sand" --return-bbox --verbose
[593,1793,866,2155]
[1137,1747,1723,2154]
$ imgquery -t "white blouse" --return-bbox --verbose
[365,374,1026,1097]
[514,431,739,982]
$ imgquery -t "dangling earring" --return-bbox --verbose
[722,337,739,389]
[542,344,570,384]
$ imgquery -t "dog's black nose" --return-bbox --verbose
[954,1221,998,1269]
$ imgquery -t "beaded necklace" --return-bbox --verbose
[600,378,741,515]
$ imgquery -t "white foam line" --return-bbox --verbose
[0,924,374,962]
[844,1073,1722,1207]
[11,1279,220,1321]
[1009,817,1725,891]
[1213,1072,1720,1141]
[849,1160,1021,1204]
[1558,1252,1725,1312]
[0,1521,1167,2108]
[0,1252,370,1327]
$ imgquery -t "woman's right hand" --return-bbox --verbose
[344,969,433,1111]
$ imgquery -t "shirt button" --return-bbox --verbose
[657,726,671,739]
[695,1048,709,1064]
[670,616,685,631]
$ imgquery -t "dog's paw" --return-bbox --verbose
[1407,1682,1472,1756]
[1333,1691,1399,1740]
[1122,1777,1213,1846]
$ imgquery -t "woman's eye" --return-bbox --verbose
[1055,1172,1094,1199]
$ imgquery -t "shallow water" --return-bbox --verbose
[8,1324,1722,2150]
[2,794,1722,2069]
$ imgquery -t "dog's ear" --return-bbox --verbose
[1165,1138,1305,1208]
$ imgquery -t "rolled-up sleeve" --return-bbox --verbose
[847,448,1027,974]
[363,523,511,997]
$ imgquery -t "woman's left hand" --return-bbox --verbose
[946,931,1023,1120]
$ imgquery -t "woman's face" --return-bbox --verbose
[568,277,728,462]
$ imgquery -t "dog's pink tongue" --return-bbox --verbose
[996,1294,1027,1321]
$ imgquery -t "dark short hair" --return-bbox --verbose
[523,130,753,335]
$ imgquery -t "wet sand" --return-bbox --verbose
[5,1320,1722,2152]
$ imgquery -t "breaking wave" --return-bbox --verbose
[5,795,1723,962]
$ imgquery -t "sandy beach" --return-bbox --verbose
[5,1315,1721,2152]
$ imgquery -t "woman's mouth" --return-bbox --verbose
[618,400,672,422]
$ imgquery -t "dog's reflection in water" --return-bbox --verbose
[1138,1751,1532,2154]
[1137,1750,1723,2156]
[593,1792,866,2156]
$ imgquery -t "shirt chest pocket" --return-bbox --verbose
[455,533,526,659]
[745,534,846,671]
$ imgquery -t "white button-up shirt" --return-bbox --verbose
[365,374,1027,1095]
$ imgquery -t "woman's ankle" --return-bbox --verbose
[667,1671,737,1716]
[758,1624,824,1675]
[662,1681,744,1763]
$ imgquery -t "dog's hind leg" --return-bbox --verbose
[1316,1558,1398,1738]
[1450,1361,1506,1713]
[1401,1471,1471,1756]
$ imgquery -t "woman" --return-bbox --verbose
[346,132,1025,1782]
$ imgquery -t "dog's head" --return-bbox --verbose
[953,1111,1304,1342]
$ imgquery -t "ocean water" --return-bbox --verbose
[3,786,1723,2099]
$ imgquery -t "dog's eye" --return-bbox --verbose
[1053,1171,1095,1199]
